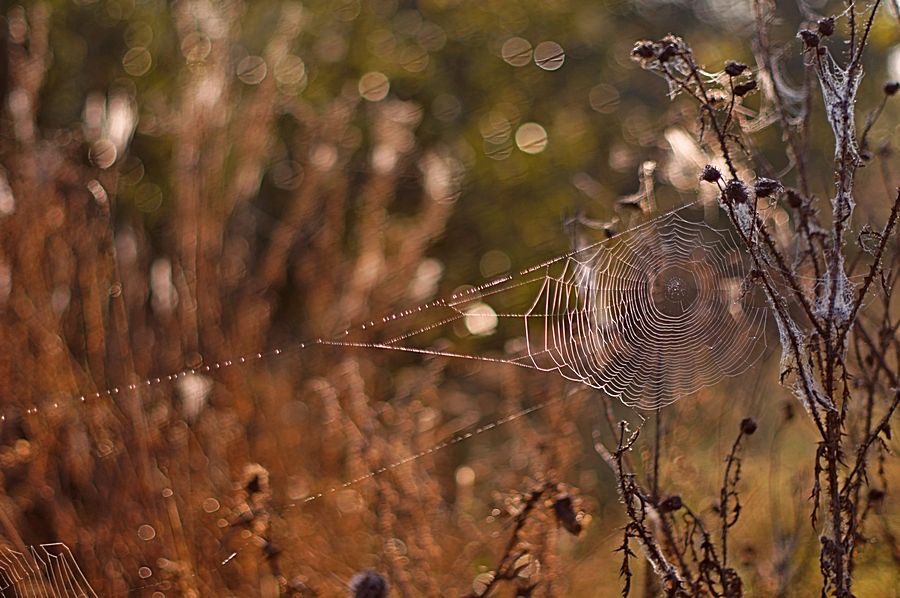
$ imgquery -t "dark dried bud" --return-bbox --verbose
[724,179,750,204]
[700,165,722,183]
[553,495,583,535]
[754,177,783,198]
[657,42,677,63]
[733,80,757,97]
[740,417,758,436]
[725,61,748,77]
[785,189,804,209]
[817,46,827,56]
[799,29,819,47]
[659,494,683,513]
[884,81,900,96]
[868,488,886,503]
[884,422,892,440]
[263,541,281,559]
[632,42,655,59]
[818,17,836,36]
[350,570,389,598]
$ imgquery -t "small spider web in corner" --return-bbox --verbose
[0,543,98,598]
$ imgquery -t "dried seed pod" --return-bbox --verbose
[553,495,583,535]
[632,42,655,59]
[349,570,389,598]
[817,17,836,36]
[754,177,783,198]
[868,488,886,503]
[733,80,757,97]
[883,81,900,96]
[724,179,750,204]
[799,29,819,47]
[700,164,722,183]
[725,61,748,77]
[740,417,758,435]
[785,188,804,208]
[657,42,677,63]
[659,494,683,513]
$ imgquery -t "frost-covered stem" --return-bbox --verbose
[722,206,827,435]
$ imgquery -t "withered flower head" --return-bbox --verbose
[754,178,783,198]
[350,570,389,598]
[724,179,749,204]
[799,29,819,47]
[818,17,836,36]
[725,62,748,77]
[740,417,758,435]
[700,165,722,183]
[733,80,757,97]
[632,42,655,59]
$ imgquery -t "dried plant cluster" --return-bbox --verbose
[600,1,900,596]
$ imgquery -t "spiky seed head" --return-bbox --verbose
[754,177,783,198]
[733,81,757,97]
[799,29,819,47]
[740,417,758,435]
[884,81,900,96]
[817,17,836,36]
[724,179,749,205]
[350,570,389,598]
[632,42,655,59]
[700,165,722,183]
[725,62,747,77]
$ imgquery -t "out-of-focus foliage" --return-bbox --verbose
[1,0,900,596]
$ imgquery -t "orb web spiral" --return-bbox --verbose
[523,211,767,409]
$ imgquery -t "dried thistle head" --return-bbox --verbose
[817,17,836,36]
[349,570,389,598]
[724,179,750,205]
[700,164,722,183]
[799,29,819,48]
[754,178,783,198]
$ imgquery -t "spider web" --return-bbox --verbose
[0,543,98,598]
[327,202,769,410]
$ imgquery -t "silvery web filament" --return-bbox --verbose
[518,211,767,410]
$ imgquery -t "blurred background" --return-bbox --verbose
[1,0,900,596]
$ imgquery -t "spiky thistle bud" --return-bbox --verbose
[799,29,819,47]
[725,62,748,77]
[700,165,722,183]
[740,417,758,435]
[724,179,750,205]
[818,17,836,36]
[754,177,783,198]
[733,80,757,97]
